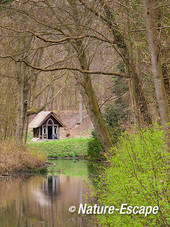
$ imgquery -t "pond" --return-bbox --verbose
[0,160,101,227]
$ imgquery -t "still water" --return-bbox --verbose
[0,160,99,227]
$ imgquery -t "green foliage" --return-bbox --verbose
[95,126,169,226]
[117,62,126,73]
[104,105,121,128]
[104,71,130,143]
[88,71,130,160]
[87,130,103,161]
[27,137,91,158]
[109,9,115,19]
[87,128,120,161]
[87,61,131,161]
[26,131,33,143]
[87,161,105,188]
[0,0,13,3]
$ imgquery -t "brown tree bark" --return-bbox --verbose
[100,0,152,126]
[75,40,113,153]
[65,0,113,152]
[16,63,29,142]
[143,0,169,128]
[78,92,83,124]
[80,0,152,126]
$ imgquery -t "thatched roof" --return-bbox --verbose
[28,111,65,128]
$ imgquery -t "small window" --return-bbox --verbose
[43,128,46,134]
[48,119,53,125]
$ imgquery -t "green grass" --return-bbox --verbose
[27,137,92,158]
[27,131,33,143]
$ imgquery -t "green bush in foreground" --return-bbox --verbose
[95,126,169,226]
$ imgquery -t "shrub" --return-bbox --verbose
[87,127,121,161]
[95,126,169,226]
[104,105,127,144]
[87,130,103,161]
[0,141,46,174]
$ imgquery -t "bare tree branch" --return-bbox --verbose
[0,25,116,45]
[0,55,130,78]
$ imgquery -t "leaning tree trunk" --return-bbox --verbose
[98,0,152,126]
[80,74,113,153]
[143,0,169,128]
[75,41,113,153]
[68,1,113,153]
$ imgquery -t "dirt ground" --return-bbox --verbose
[57,110,94,138]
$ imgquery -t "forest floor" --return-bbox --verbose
[27,137,92,159]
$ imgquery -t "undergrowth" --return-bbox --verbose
[94,125,169,226]
[0,141,46,174]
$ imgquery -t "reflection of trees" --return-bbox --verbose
[0,174,97,227]
[42,175,60,199]
[0,176,30,207]
[0,176,45,227]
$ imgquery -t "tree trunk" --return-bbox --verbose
[98,0,152,126]
[75,41,113,153]
[143,0,169,128]
[68,1,113,153]
[17,63,30,142]
[78,92,83,124]
[24,115,29,144]
[17,75,25,141]
[79,74,113,153]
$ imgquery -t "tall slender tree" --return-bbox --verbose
[143,0,169,129]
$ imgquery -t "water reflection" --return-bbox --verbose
[41,176,60,199]
[0,161,98,227]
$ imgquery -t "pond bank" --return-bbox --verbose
[0,162,52,178]
[0,141,47,176]
[1,137,96,176]
[0,159,99,227]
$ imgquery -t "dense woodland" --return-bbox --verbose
[0,0,169,148]
[0,1,169,226]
